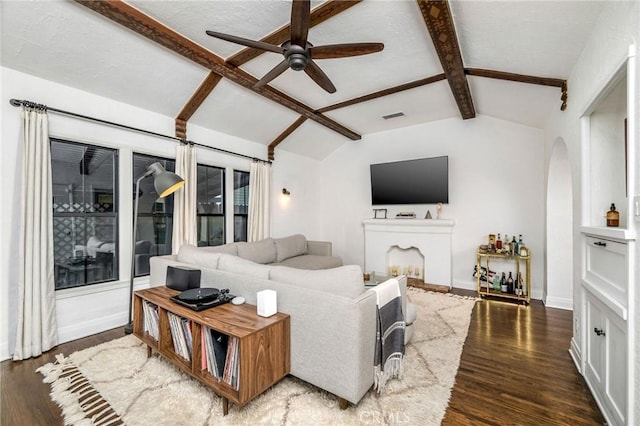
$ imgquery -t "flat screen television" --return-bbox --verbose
[370,156,448,205]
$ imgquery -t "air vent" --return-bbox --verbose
[382,112,405,120]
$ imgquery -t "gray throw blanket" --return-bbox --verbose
[372,278,405,392]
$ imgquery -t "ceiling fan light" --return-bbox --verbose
[288,53,308,71]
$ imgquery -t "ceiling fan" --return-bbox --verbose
[205,0,384,93]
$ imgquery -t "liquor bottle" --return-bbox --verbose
[493,275,501,292]
[518,234,524,255]
[500,272,507,292]
[507,272,514,293]
[511,236,517,256]
[503,234,509,253]
[606,203,619,227]
[514,273,520,295]
[518,272,526,296]
[496,233,502,250]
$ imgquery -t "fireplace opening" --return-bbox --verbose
[386,245,425,280]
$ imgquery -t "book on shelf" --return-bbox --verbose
[167,312,192,362]
[142,300,159,340]
[202,327,239,389]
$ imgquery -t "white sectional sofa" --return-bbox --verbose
[149,235,413,406]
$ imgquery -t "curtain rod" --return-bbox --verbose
[9,98,271,164]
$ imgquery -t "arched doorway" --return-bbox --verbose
[545,138,573,309]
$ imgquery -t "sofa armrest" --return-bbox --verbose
[306,240,332,256]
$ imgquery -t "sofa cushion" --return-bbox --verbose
[277,254,343,270]
[274,234,308,262]
[218,254,271,279]
[199,243,238,256]
[177,244,221,269]
[269,265,364,299]
[236,238,277,264]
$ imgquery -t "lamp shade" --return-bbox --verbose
[147,162,185,198]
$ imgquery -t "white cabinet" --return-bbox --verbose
[584,290,627,426]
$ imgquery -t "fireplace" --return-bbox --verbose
[363,219,455,287]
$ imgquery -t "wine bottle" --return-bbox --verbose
[514,273,520,295]
[501,272,507,292]
[496,233,502,250]
[507,272,514,293]
[511,236,517,256]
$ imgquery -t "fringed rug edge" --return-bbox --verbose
[37,354,124,426]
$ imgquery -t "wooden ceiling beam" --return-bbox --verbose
[465,68,568,110]
[176,73,223,124]
[76,0,360,141]
[268,117,308,161]
[416,0,475,119]
[318,73,446,113]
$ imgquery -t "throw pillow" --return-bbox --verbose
[177,244,221,269]
[269,265,364,299]
[217,254,271,279]
[274,234,308,262]
[235,238,277,264]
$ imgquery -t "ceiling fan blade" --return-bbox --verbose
[206,30,284,54]
[304,60,336,93]
[254,59,291,89]
[310,43,385,59]
[290,0,310,46]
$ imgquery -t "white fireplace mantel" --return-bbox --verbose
[363,219,455,287]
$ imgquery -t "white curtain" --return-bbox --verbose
[172,143,197,253]
[13,106,58,360]
[247,160,271,242]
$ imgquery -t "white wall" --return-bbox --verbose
[271,149,323,240]
[542,1,639,422]
[320,115,545,297]
[0,67,323,361]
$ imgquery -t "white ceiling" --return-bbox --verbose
[1,0,604,160]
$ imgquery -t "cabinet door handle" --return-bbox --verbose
[593,241,607,247]
[594,327,606,336]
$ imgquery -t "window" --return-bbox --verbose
[234,170,250,242]
[51,139,118,290]
[197,164,225,246]
[132,154,176,276]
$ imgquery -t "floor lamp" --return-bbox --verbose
[124,162,185,334]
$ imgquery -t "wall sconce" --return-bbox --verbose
[282,188,291,196]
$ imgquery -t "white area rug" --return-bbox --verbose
[38,289,476,425]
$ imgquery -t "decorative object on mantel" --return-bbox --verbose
[436,202,443,219]
[38,289,476,426]
[396,211,416,219]
[373,208,387,219]
[425,210,432,219]
[606,203,619,227]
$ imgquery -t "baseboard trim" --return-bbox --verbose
[544,295,573,310]
[57,311,126,345]
[569,338,582,373]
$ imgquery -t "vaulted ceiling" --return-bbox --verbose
[1,1,603,160]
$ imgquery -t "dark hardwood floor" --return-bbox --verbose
[443,293,604,425]
[1,295,604,425]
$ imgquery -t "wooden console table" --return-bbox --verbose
[132,286,290,415]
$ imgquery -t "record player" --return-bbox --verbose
[170,287,234,311]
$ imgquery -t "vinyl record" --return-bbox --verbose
[177,287,219,303]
